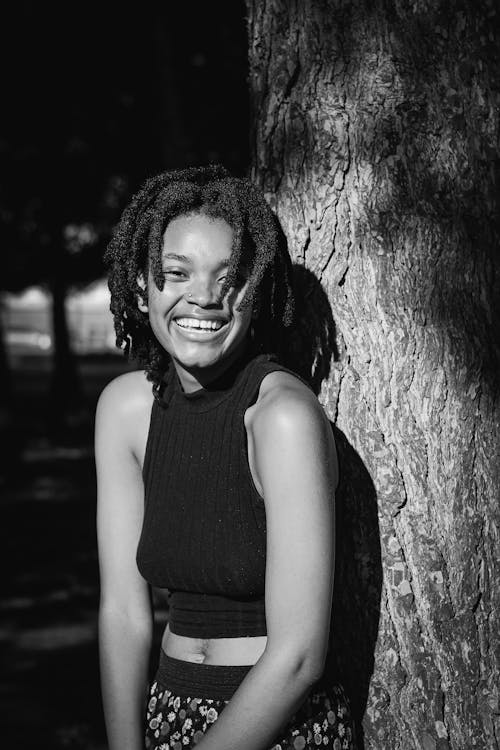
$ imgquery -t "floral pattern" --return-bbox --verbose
[145,678,356,749]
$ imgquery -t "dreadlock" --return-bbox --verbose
[104,165,295,397]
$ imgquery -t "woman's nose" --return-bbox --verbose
[185,278,220,306]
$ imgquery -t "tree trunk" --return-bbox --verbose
[0,307,16,479]
[0,308,12,408]
[245,1,500,748]
[50,267,82,421]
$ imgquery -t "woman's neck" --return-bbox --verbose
[172,341,251,394]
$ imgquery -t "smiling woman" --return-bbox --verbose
[141,214,253,389]
[96,165,355,750]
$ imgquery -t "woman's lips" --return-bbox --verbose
[173,317,229,339]
[175,317,226,331]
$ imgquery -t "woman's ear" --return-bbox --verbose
[137,273,149,313]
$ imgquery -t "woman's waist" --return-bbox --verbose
[162,624,267,666]
[166,589,267,638]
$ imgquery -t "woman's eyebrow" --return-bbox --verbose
[163,253,231,271]
[163,252,192,263]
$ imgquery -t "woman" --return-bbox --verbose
[96,165,355,750]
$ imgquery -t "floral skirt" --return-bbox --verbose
[145,652,356,749]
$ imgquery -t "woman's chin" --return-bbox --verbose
[172,346,225,373]
[171,339,249,379]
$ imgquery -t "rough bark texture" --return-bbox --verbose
[245,1,500,748]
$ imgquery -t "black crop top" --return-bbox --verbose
[137,351,307,638]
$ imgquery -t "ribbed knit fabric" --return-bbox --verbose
[137,350,309,638]
[156,652,252,699]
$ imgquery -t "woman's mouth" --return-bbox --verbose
[174,317,227,334]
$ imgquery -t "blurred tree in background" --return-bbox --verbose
[0,0,249,425]
[1,5,250,747]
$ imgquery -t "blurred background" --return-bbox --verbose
[1,2,249,747]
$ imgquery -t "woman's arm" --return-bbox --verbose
[95,373,154,750]
[194,374,338,750]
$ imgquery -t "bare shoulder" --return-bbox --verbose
[247,370,329,434]
[246,369,338,500]
[95,369,154,463]
[96,369,153,419]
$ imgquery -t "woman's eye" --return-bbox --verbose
[163,269,187,279]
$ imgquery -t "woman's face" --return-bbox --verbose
[144,213,252,389]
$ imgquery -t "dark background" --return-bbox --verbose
[1,3,249,747]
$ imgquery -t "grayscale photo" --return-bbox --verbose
[2,2,499,749]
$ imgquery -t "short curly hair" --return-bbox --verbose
[104,164,295,396]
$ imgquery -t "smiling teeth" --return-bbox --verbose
[176,318,224,331]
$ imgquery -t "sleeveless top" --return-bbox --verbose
[136,350,309,638]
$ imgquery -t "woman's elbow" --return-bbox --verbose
[266,641,327,688]
[297,650,327,686]
[99,599,153,640]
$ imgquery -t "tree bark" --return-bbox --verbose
[245,1,500,748]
